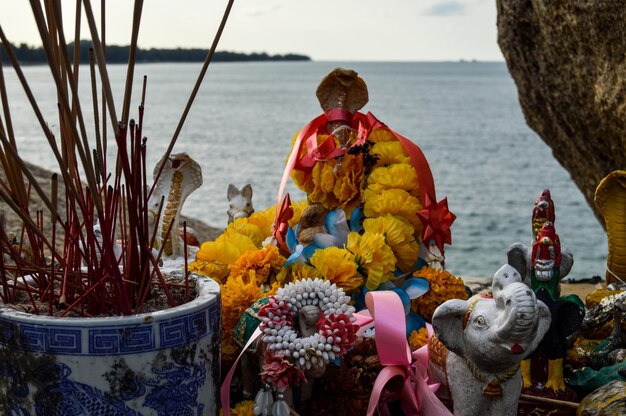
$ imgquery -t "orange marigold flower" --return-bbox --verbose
[411,266,468,322]
[293,148,364,212]
[228,245,286,286]
[220,275,265,363]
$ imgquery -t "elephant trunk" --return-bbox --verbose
[494,282,539,348]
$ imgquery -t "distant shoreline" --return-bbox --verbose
[0,41,311,65]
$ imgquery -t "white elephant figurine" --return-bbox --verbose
[429,264,551,416]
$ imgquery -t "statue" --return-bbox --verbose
[531,189,555,237]
[150,152,202,257]
[429,264,551,416]
[227,184,254,223]
[507,189,585,394]
[595,170,626,286]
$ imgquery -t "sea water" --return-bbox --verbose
[2,61,607,279]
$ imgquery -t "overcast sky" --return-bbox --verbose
[2,0,502,61]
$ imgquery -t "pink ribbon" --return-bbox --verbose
[220,327,262,416]
[355,291,453,416]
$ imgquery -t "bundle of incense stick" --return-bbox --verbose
[0,0,234,316]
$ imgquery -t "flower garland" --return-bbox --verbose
[410,265,468,321]
[258,278,358,382]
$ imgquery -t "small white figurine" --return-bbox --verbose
[227,184,254,223]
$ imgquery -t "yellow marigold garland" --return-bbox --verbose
[363,188,423,233]
[190,235,256,284]
[309,247,363,292]
[224,220,265,248]
[366,163,419,198]
[304,154,364,212]
[370,141,411,167]
[347,231,396,290]
[283,262,319,282]
[228,245,286,287]
[368,129,397,143]
[362,215,419,272]
[410,266,468,322]
[220,276,264,363]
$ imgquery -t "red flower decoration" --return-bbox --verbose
[417,195,456,253]
[258,296,294,326]
[261,351,306,390]
[318,313,359,355]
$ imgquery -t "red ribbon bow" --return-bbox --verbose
[272,111,440,240]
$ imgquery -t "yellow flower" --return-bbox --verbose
[370,141,411,167]
[408,327,430,351]
[411,266,468,322]
[367,164,419,198]
[309,247,363,292]
[347,231,396,290]
[190,237,254,283]
[228,245,286,286]
[289,199,309,227]
[284,262,319,282]
[188,260,229,284]
[363,215,419,272]
[368,128,397,144]
[224,219,265,248]
[291,133,333,195]
[230,401,255,416]
[221,276,264,362]
[245,206,276,240]
[363,188,423,233]
[293,145,364,213]
[393,242,421,273]
[363,215,413,247]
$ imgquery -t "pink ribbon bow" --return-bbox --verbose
[354,291,453,416]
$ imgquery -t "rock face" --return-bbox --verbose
[496,0,626,226]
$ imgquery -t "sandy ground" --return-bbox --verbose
[560,282,605,301]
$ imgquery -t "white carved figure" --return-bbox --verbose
[429,264,551,416]
[151,152,202,257]
[227,184,254,223]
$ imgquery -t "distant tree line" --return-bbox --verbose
[0,40,311,64]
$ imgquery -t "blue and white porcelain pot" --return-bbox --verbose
[0,275,221,416]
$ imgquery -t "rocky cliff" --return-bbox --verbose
[496,0,626,226]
